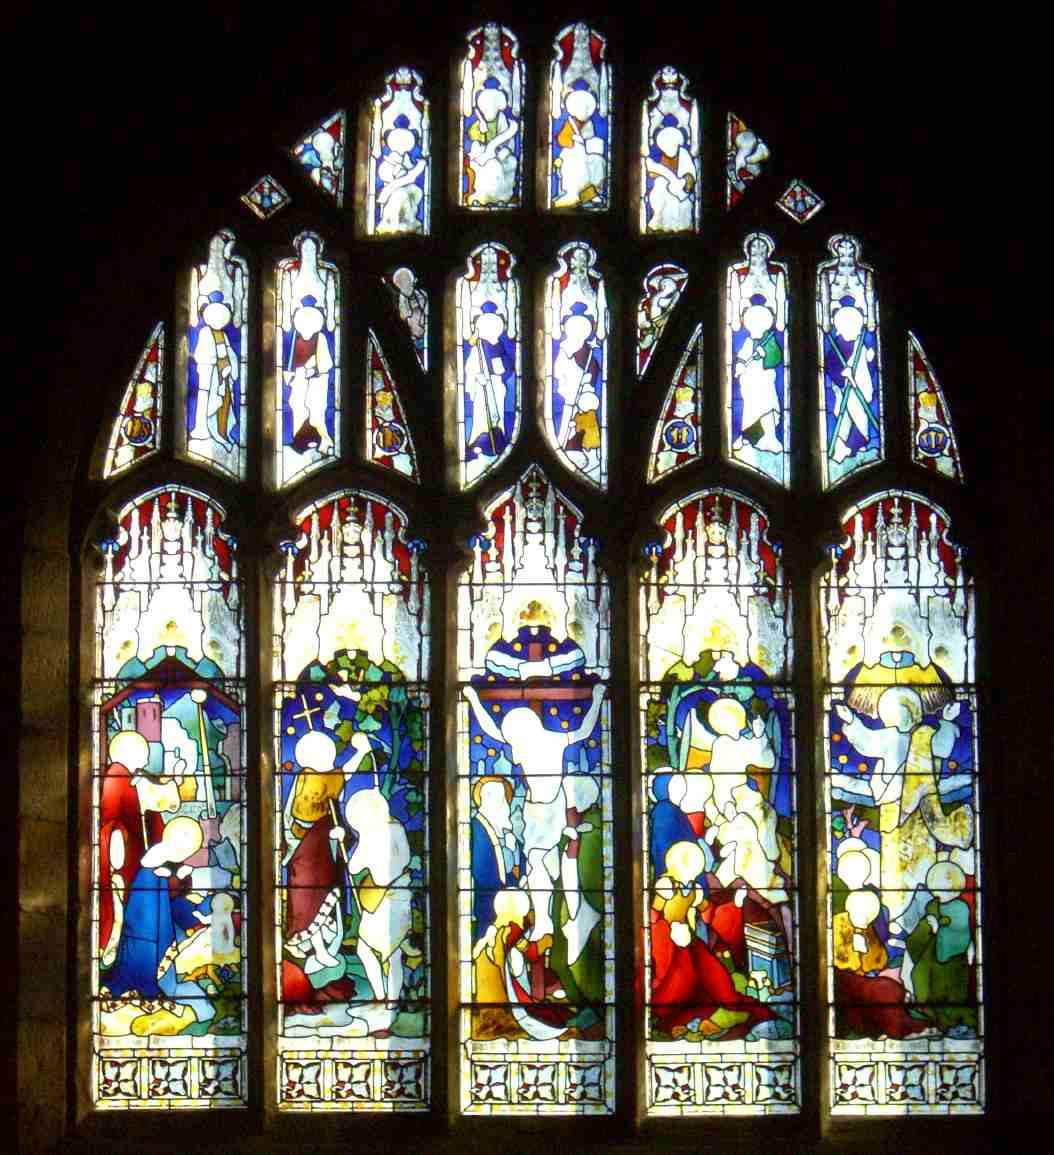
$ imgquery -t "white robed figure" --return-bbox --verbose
[376,119,425,234]
[465,78,520,206]
[819,234,879,467]
[645,121,697,232]
[833,686,974,956]
[331,741,414,1008]
[191,293,238,447]
[730,233,787,454]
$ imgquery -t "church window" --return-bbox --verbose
[725,232,791,486]
[274,490,431,1110]
[647,323,704,482]
[640,67,701,235]
[384,267,430,372]
[275,232,342,488]
[640,489,798,1113]
[457,467,614,1114]
[637,264,689,378]
[908,333,963,481]
[821,493,981,1112]
[726,112,769,210]
[76,19,985,1136]
[291,110,346,206]
[543,242,609,488]
[92,487,247,1107]
[241,175,291,221]
[103,323,164,480]
[366,68,431,237]
[818,233,883,488]
[459,24,525,211]
[454,242,522,488]
[547,24,611,211]
[180,230,249,482]
[366,330,419,480]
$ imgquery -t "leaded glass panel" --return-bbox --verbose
[182,231,248,481]
[458,467,614,1115]
[640,489,799,1115]
[818,234,883,488]
[274,490,431,1111]
[640,67,700,235]
[459,24,524,210]
[455,243,521,488]
[725,233,790,487]
[367,69,430,237]
[92,487,246,1108]
[275,232,341,488]
[821,492,982,1114]
[543,243,608,489]
[104,324,163,479]
[547,24,611,212]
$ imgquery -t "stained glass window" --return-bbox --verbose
[909,333,963,481]
[637,264,688,378]
[367,69,430,237]
[641,68,700,235]
[460,24,524,210]
[93,487,246,1108]
[455,242,521,488]
[547,24,611,211]
[104,323,163,479]
[726,112,769,210]
[384,267,429,372]
[241,175,290,220]
[181,230,248,481]
[75,20,987,1135]
[778,179,824,224]
[365,331,418,480]
[726,232,790,486]
[543,242,608,488]
[821,493,981,1113]
[640,490,798,1114]
[648,324,704,482]
[274,490,431,1110]
[275,232,341,488]
[291,111,346,205]
[457,467,614,1114]
[818,233,883,488]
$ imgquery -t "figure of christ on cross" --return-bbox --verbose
[463,643,606,1004]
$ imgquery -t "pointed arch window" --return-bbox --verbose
[74,22,985,1141]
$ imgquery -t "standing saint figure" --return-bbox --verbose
[285,296,334,454]
[282,728,374,979]
[729,233,787,457]
[818,234,880,473]
[549,24,609,209]
[190,292,237,447]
